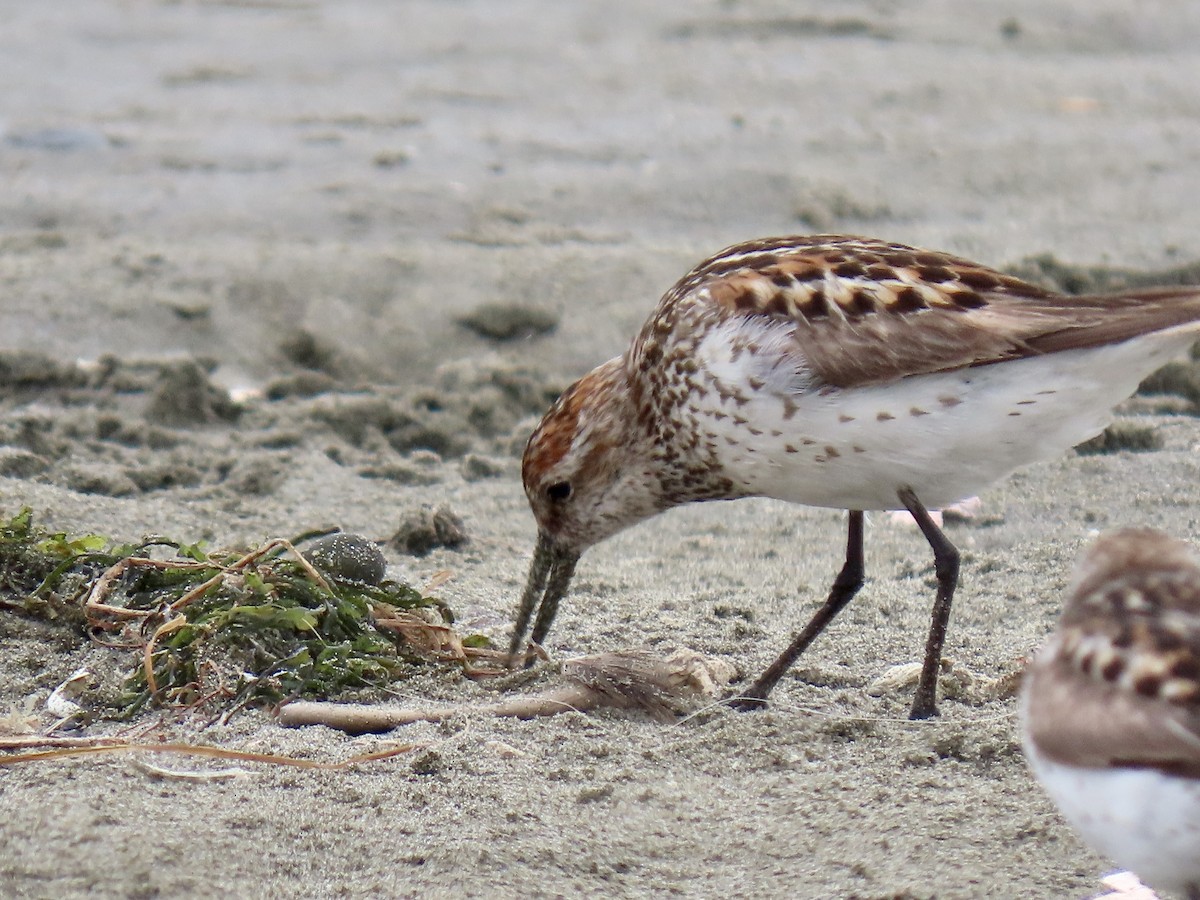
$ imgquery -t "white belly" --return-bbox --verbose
[696,325,1199,511]
[1023,743,1200,896]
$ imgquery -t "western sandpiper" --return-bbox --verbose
[510,234,1200,719]
[1022,528,1200,899]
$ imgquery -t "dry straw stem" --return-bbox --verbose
[85,538,332,624]
[0,736,421,769]
[83,556,213,623]
[167,538,333,613]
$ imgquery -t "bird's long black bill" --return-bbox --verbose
[506,532,579,667]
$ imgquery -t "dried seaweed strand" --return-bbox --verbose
[0,739,421,769]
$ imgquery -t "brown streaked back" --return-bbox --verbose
[651,235,1200,390]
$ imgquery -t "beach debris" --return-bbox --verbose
[279,647,737,733]
[86,535,456,716]
[45,668,95,724]
[129,757,251,781]
[0,736,420,770]
[0,509,479,720]
[866,657,1023,704]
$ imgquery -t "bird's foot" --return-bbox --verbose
[908,695,940,720]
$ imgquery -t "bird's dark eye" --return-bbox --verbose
[545,481,572,502]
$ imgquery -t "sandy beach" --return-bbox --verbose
[4,2,1200,897]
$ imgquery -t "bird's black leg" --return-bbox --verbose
[730,510,865,710]
[897,486,960,720]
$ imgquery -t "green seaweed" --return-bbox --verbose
[0,508,459,718]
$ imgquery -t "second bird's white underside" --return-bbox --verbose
[1023,741,1200,896]
[694,319,1200,511]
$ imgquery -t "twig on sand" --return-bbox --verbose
[0,737,419,769]
[279,647,737,734]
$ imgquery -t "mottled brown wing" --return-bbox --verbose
[666,235,1200,389]
[1029,529,1200,775]
[1026,662,1200,777]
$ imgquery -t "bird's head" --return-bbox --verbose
[507,357,665,662]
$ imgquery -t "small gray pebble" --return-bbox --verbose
[303,533,388,586]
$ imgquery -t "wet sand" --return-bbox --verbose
[4,2,1200,897]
